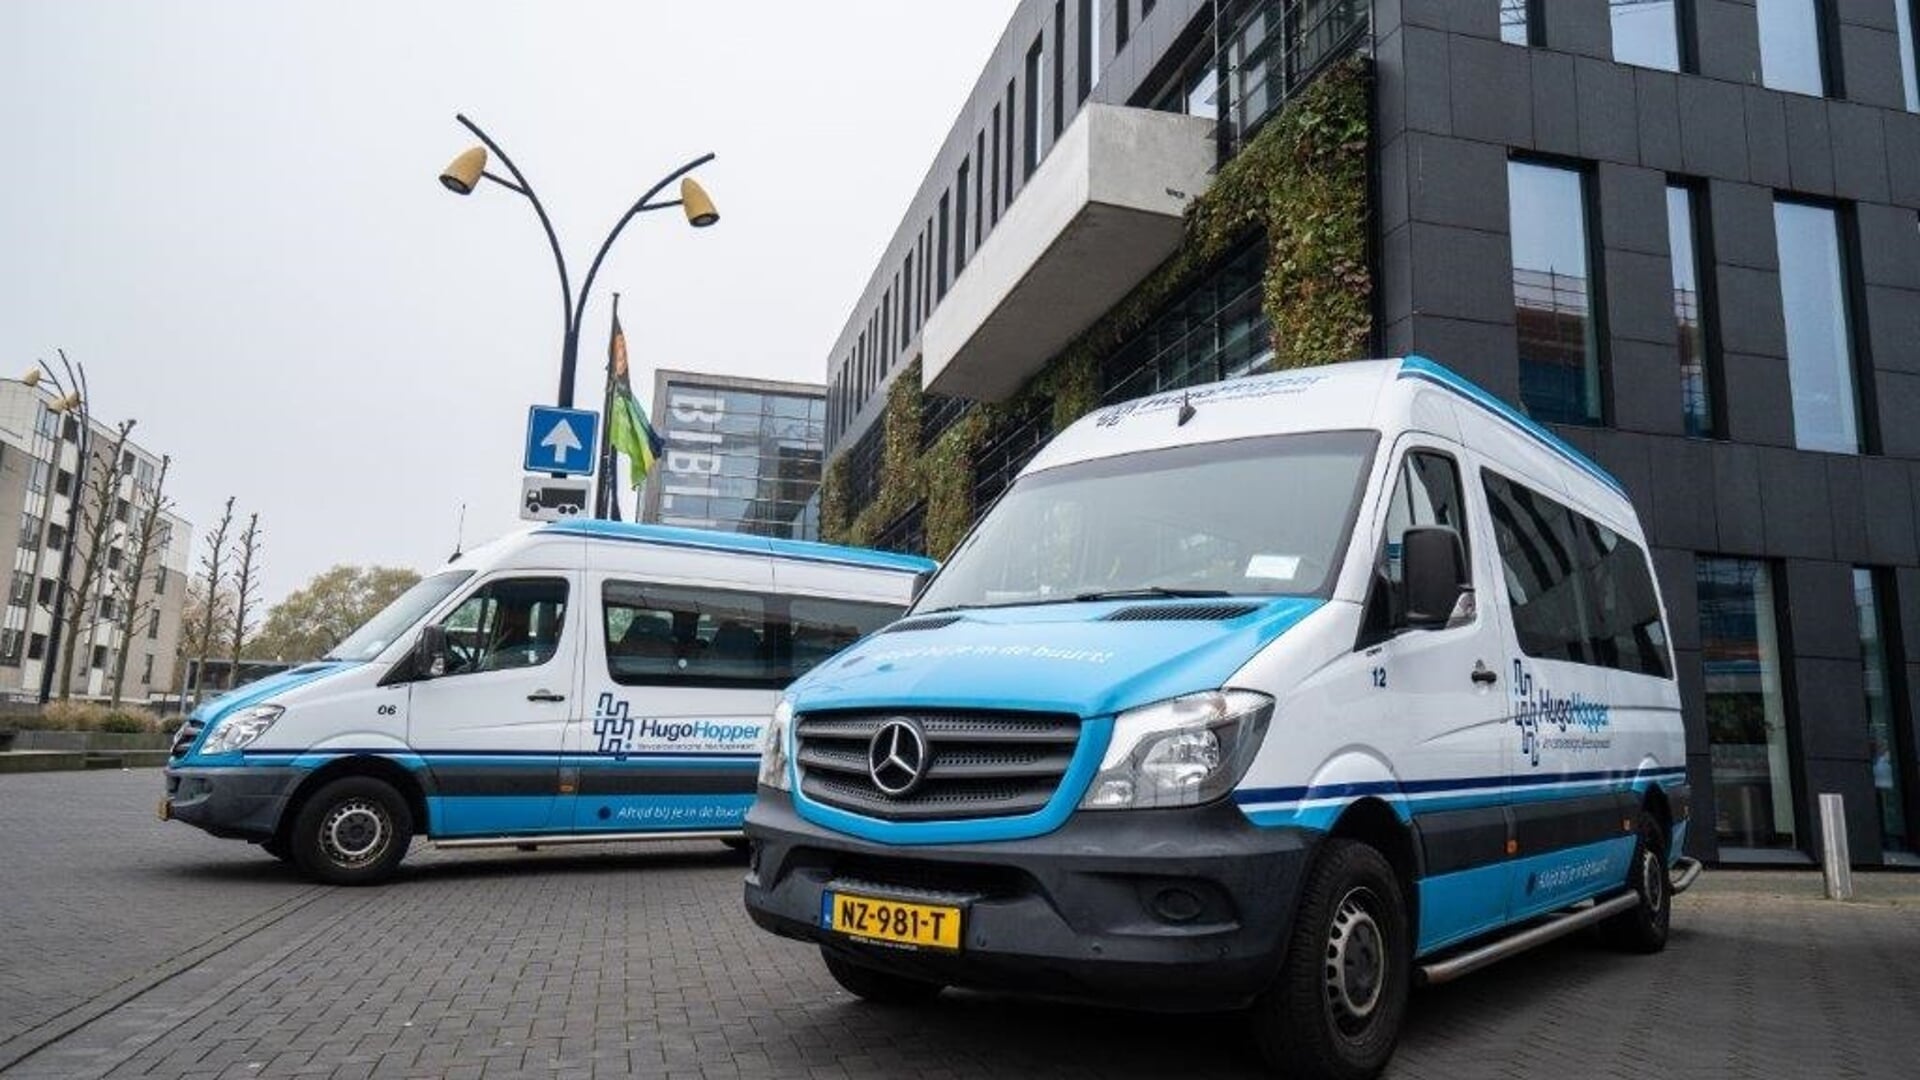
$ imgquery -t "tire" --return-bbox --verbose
[288,776,412,886]
[1250,839,1410,1080]
[1600,811,1670,954]
[260,835,292,863]
[820,947,944,1006]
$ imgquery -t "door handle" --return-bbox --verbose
[1470,663,1498,687]
[527,690,566,703]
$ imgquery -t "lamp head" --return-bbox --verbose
[50,392,81,414]
[680,177,719,228]
[20,369,41,389]
[439,146,488,195]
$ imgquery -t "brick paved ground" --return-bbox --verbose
[3,769,1917,1079]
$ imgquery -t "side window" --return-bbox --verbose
[1362,450,1469,643]
[603,581,902,688]
[1483,470,1673,678]
[1483,471,1586,662]
[440,577,569,675]
[1570,517,1671,678]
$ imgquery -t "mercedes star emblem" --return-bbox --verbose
[867,717,929,797]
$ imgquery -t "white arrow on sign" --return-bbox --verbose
[540,419,582,465]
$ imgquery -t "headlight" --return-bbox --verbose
[758,699,793,791]
[199,705,284,755]
[1080,690,1272,810]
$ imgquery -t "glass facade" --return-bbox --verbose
[1098,241,1271,403]
[1510,160,1602,425]
[1855,569,1910,857]
[1899,0,1919,112]
[1698,557,1799,852]
[1500,0,1534,46]
[1757,0,1826,96]
[642,377,826,540]
[1667,184,1714,437]
[1774,200,1861,454]
[1610,0,1681,71]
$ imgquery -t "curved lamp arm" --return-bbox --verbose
[571,152,716,334]
[456,114,575,336]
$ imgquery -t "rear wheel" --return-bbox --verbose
[1250,839,1410,1080]
[1601,811,1670,954]
[820,948,944,1006]
[289,776,412,886]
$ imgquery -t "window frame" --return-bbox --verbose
[1667,177,1724,438]
[599,579,901,691]
[1508,155,1610,427]
[434,575,572,679]
[1357,445,1477,650]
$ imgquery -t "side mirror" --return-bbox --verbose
[1401,526,1470,629]
[412,624,449,680]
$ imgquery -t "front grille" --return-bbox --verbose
[796,709,1080,821]
[169,718,204,759]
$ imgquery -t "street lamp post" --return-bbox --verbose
[21,350,91,705]
[437,115,719,414]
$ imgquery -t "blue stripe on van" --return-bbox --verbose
[538,520,937,575]
[1233,764,1686,811]
[1395,355,1629,499]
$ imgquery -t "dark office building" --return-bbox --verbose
[637,370,825,541]
[816,0,1920,868]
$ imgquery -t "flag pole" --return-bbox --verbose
[597,293,623,520]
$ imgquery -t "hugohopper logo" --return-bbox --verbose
[1510,661,1611,767]
[592,693,762,757]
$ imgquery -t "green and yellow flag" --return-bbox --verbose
[605,302,665,489]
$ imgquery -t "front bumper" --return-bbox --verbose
[743,789,1318,1011]
[162,765,304,841]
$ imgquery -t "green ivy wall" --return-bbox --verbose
[823,56,1374,559]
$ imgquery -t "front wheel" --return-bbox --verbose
[289,776,412,886]
[1600,811,1670,954]
[820,948,944,1006]
[1250,839,1410,1080]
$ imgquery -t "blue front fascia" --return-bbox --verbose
[177,661,363,765]
[785,597,1323,845]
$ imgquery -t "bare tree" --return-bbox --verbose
[57,419,134,699]
[109,455,173,706]
[191,496,236,703]
[227,513,262,687]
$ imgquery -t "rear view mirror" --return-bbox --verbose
[413,624,449,680]
[1401,526,1470,629]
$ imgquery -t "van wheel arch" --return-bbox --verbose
[1642,783,1673,845]
[278,755,430,849]
[1322,798,1421,953]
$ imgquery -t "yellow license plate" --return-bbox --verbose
[822,890,963,951]
[156,798,171,821]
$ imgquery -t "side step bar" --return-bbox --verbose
[433,829,742,850]
[1420,858,1705,986]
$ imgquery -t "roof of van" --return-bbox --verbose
[1030,355,1626,503]
[536,519,937,575]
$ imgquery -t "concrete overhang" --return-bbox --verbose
[921,104,1217,402]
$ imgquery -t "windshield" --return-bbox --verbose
[915,431,1378,612]
[324,570,474,661]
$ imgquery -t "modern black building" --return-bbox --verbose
[636,370,825,541]
[816,0,1920,869]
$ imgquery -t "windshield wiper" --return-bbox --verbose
[1071,586,1233,602]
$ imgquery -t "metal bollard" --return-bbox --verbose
[1818,793,1853,901]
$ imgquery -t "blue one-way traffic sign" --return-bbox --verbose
[524,405,600,476]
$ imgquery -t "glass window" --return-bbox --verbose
[1025,36,1045,178]
[602,581,898,688]
[1774,200,1861,454]
[1054,0,1067,136]
[1668,184,1715,437]
[1510,160,1602,425]
[1569,515,1670,677]
[29,633,46,659]
[1483,471,1587,662]
[1080,0,1097,101]
[1501,0,1535,45]
[1699,557,1798,851]
[915,431,1379,612]
[1363,451,1471,643]
[26,460,47,494]
[1611,0,1681,71]
[1855,569,1911,857]
[1118,0,1130,48]
[1899,0,1919,112]
[954,162,970,276]
[326,570,474,662]
[1757,0,1826,96]
[439,577,569,675]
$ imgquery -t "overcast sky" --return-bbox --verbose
[0,0,1016,606]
